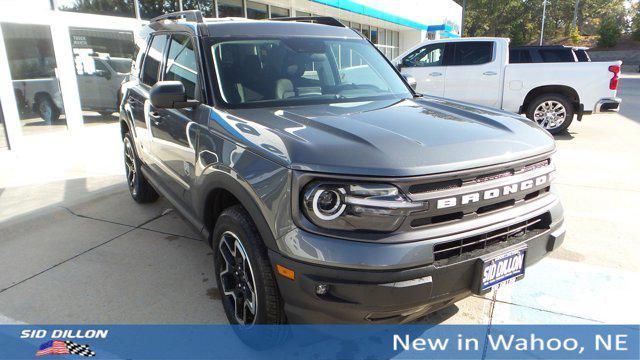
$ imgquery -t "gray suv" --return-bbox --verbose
[119,11,565,324]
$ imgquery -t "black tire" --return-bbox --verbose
[123,132,159,203]
[526,93,574,135]
[36,95,60,124]
[212,205,285,326]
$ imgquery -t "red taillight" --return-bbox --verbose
[608,65,620,90]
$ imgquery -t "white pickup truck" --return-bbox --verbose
[393,37,622,134]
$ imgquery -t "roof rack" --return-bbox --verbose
[270,16,345,28]
[150,10,204,24]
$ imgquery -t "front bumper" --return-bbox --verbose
[594,97,621,113]
[270,198,564,324]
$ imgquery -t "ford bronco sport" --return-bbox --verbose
[119,11,565,324]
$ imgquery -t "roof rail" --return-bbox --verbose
[150,10,204,24]
[270,16,345,28]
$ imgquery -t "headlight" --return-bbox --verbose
[302,182,425,232]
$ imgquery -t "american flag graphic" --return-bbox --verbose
[36,340,96,357]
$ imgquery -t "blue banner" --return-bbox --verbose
[0,325,638,359]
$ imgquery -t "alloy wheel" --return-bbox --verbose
[533,100,566,130]
[218,231,258,325]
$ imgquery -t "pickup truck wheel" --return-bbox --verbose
[527,94,573,135]
[123,133,159,203]
[212,205,285,326]
[36,96,60,124]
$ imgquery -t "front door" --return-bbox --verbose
[149,33,201,205]
[443,41,502,108]
[399,43,446,97]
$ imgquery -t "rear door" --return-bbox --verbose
[399,42,446,97]
[443,41,502,108]
[150,33,202,203]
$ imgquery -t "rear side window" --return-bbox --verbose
[538,49,575,62]
[574,49,590,62]
[164,34,199,99]
[509,49,532,64]
[141,34,168,86]
[451,42,493,66]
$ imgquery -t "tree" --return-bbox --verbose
[569,25,581,45]
[597,16,621,47]
[632,3,640,41]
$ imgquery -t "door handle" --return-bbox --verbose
[483,71,498,76]
[149,112,163,126]
[429,72,443,76]
[127,98,136,103]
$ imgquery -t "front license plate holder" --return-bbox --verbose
[473,245,527,295]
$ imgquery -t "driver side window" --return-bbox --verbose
[403,43,445,67]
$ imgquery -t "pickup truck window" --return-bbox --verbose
[403,43,445,67]
[508,49,532,64]
[141,34,168,86]
[451,42,493,66]
[211,37,411,107]
[539,49,575,62]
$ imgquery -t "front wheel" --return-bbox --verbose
[212,205,285,326]
[123,133,159,203]
[526,94,574,135]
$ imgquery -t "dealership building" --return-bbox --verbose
[0,0,461,153]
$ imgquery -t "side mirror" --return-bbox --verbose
[150,81,197,109]
[401,74,418,91]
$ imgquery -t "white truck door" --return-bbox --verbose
[443,41,502,108]
[399,42,446,97]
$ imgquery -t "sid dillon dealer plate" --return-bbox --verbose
[478,246,526,292]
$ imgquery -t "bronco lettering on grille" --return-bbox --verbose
[436,175,549,209]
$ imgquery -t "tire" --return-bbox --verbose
[526,93,574,135]
[123,132,159,203]
[212,205,285,326]
[36,95,60,124]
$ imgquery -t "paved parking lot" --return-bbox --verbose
[0,75,639,325]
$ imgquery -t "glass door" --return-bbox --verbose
[1,23,67,136]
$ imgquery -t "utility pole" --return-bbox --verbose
[461,0,467,37]
[540,0,547,45]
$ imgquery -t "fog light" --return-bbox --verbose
[315,284,329,295]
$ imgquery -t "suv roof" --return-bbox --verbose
[147,10,359,39]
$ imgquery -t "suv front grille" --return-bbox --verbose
[433,213,551,263]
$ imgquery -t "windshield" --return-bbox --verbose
[211,37,411,107]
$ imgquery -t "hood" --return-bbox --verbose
[209,97,555,177]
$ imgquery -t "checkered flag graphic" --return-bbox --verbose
[65,341,96,357]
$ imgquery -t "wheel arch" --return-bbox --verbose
[520,85,580,114]
[198,173,278,251]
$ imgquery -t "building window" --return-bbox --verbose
[69,28,135,121]
[270,6,289,18]
[1,23,67,132]
[182,0,217,17]
[360,24,369,39]
[246,1,267,19]
[138,0,180,20]
[370,26,378,44]
[57,0,136,18]
[296,11,311,17]
[218,0,243,17]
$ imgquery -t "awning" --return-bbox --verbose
[309,0,453,32]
